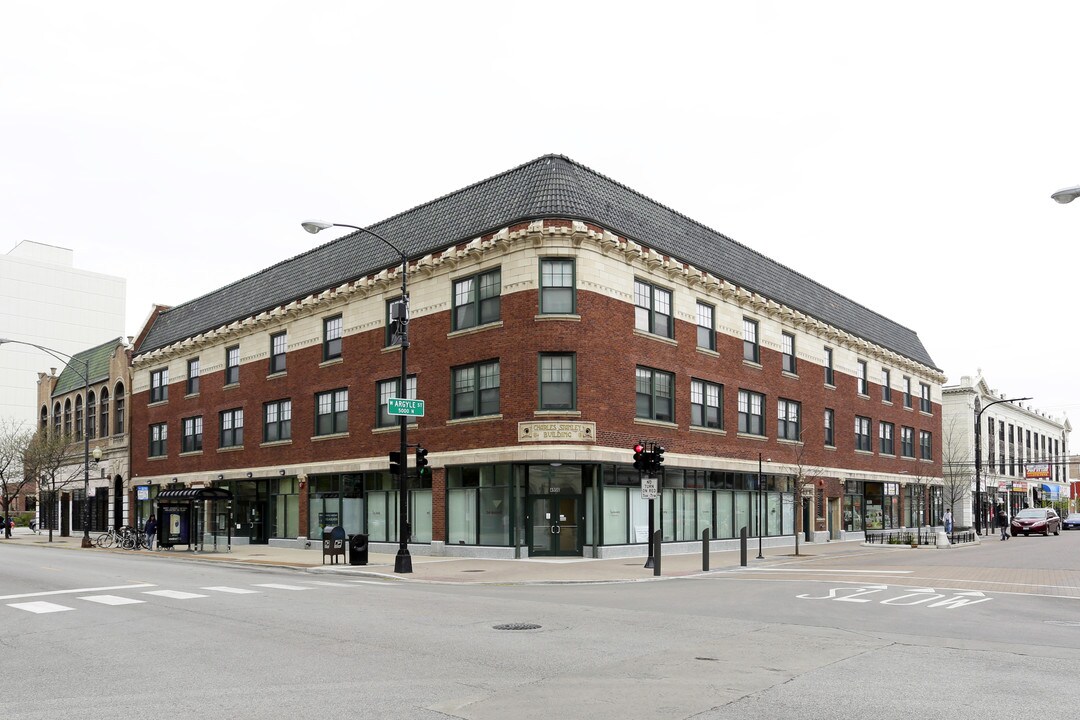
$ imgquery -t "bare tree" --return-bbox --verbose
[22,429,83,542]
[940,415,971,525]
[0,418,35,537]
[784,426,827,556]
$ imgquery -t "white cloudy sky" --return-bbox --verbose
[3,1,1078,423]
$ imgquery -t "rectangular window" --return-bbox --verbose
[453,268,501,330]
[903,376,912,408]
[690,379,723,429]
[315,389,349,435]
[453,361,501,419]
[539,354,576,410]
[540,258,575,314]
[743,318,760,363]
[696,302,716,351]
[633,280,673,338]
[225,345,240,385]
[635,366,674,422]
[323,316,342,361]
[777,398,801,441]
[920,430,933,460]
[219,408,244,448]
[149,423,167,457]
[187,358,199,395]
[182,416,203,453]
[264,399,292,442]
[857,360,868,395]
[377,377,417,428]
[879,421,895,455]
[920,383,931,413]
[150,368,168,403]
[882,368,891,403]
[824,347,835,385]
[270,332,287,374]
[901,426,915,457]
[781,332,796,374]
[855,416,871,451]
[738,389,765,436]
[824,408,835,447]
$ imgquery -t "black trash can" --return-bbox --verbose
[348,533,368,566]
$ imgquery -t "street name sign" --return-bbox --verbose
[388,398,425,417]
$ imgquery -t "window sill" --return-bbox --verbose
[380,344,402,354]
[267,371,287,380]
[534,410,582,417]
[777,438,803,446]
[919,410,933,417]
[782,371,799,380]
[534,313,581,322]
[147,455,168,461]
[217,445,244,453]
[742,359,762,370]
[824,383,836,390]
[148,400,168,408]
[260,439,293,448]
[223,382,240,391]
[882,400,893,406]
[690,425,726,436]
[695,347,720,358]
[824,445,836,451]
[179,450,203,457]
[736,432,767,441]
[632,328,677,346]
[857,393,870,400]
[854,449,874,456]
[319,357,343,368]
[312,432,349,441]
[447,414,503,426]
[448,321,503,339]
[634,417,677,430]
[184,392,199,399]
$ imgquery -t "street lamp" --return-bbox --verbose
[1050,186,1080,204]
[974,395,1032,535]
[301,220,413,574]
[0,337,96,547]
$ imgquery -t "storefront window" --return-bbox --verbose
[447,464,514,546]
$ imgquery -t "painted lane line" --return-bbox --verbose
[8,601,74,614]
[202,587,261,594]
[80,595,145,606]
[0,583,156,601]
[303,581,357,587]
[347,580,395,586]
[745,568,913,575]
[252,584,312,591]
[143,590,208,600]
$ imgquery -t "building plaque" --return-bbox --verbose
[518,421,596,443]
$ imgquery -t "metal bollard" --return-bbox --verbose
[702,527,710,571]
[740,526,748,567]
[653,529,662,577]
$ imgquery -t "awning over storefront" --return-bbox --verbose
[156,488,233,501]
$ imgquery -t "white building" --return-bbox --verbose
[1,241,126,427]
[942,374,1071,530]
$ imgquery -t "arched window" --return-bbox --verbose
[87,390,96,439]
[114,382,126,435]
[75,395,84,441]
[64,399,72,436]
[99,387,110,439]
[53,402,61,435]
[40,405,48,431]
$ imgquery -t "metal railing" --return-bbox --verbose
[864,528,977,546]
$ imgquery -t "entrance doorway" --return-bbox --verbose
[529,496,579,556]
[232,480,270,544]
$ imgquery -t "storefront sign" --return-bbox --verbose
[1025,463,1050,479]
[517,421,596,443]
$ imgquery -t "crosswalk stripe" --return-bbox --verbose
[8,601,74,614]
[202,587,261,594]
[252,583,311,591]
[80,595,145,606]
[303,581,356,587]
[143,590,208,600]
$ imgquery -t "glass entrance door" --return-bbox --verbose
[233,480,269,544]
[529,496,579,556]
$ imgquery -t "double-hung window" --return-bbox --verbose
[920,430,933,460]
[453,268,501,330]
[635,366,674,422]
[182,416,203,452]
[920,383,932,413]
[824,408,835,447]
[856,360,868,395]
[903,376,913,408]
[855,416,871,451]
[149,423,167,457]
[150,368,168,403]
[738,389,765,436]
[377,377,417,428]
[781,332,796,374]
[264,399,292,442]
[539,354,575,410]
[225,346,240,385]
[187,358,199,395]
[270,332,287,374]
[824,347,835,385]
[633,280,673,338]
[323,316,342,361]
[881,368,892,402]
[777,398,801,441]
[220,408,243,448]
[879,421,895,455]
[901,426,915,457]
[696,302,716,351]
[452,361,500,418]
[540,258,575,314]
[690,379,722,429]
[315,389,348,435]
[743,318,760,363]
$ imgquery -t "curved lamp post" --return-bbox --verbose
[1051,186,1080,204]
[301,221,413,574]
[0,337,99,547]
[974,395,1031,535]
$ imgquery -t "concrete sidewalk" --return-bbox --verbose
[0,527,868,584]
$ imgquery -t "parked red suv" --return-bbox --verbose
[1010,508,1061,537]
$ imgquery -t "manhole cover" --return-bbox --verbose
[493,623,542,631]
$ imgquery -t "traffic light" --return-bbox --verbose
[389,451,402,476]
[652,446,666,473]
[633,442,646,472]
[415,446,429,477]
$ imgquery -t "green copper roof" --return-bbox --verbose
[52,338,123,397]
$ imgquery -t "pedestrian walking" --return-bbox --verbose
[996,506,1009,540]
[943,509,953,534]
[144,514,157,550]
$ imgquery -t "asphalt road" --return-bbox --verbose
[3,533,1079,720]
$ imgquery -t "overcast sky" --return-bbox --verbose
[4,2,1078,425]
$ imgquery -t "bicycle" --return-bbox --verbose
[94,526,126,549]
